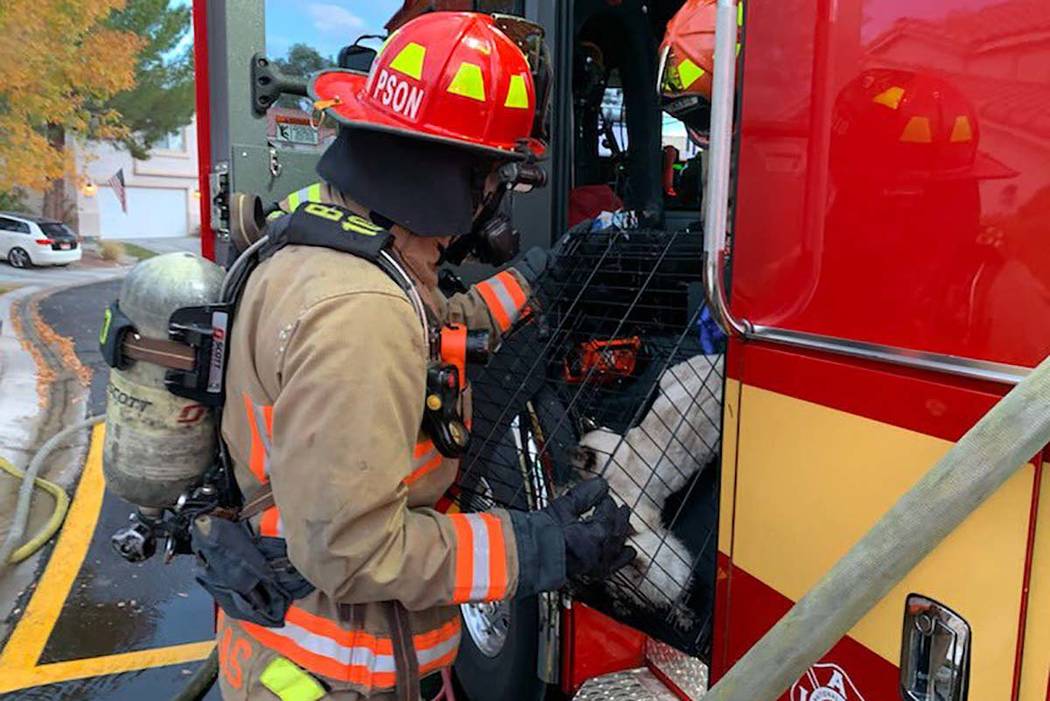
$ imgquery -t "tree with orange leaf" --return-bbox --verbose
[0,1,143,219]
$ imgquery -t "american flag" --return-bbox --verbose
[107,168,127,213]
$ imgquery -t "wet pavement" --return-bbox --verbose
[1,279,220,700]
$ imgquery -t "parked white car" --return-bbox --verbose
[0,212,82,268]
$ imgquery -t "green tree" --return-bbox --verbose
[104,0,195,160]
[275,44,333,109]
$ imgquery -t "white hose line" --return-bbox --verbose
[703,354,1050,701]
[0,414,106,573]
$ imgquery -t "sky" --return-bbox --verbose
[264,0,405,62]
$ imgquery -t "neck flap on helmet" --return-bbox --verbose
[317,127,489,238]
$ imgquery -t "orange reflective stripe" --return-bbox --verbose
[243,393,267,483]
[476,271,528,332]
[406,453,443,486]
[238,618,398,689]
[494,270,527,309]
[448,513,508,602]
[480,512,509,600]
[449,515,476,602]
[236,607,459,690]
[420,645,458,676]
[261,404,274,437]
[475,281,511,331]
[413,439,434,460]
[260,506,282,538]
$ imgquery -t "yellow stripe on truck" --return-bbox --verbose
[730,383,1032,701]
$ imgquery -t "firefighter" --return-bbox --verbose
[213,12,634,701]
[656,0,740,209]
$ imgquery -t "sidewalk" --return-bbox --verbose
[113,237,200,256]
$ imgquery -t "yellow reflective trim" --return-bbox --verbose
[266,210,285,222]
[447,62,486,102]
[677,58,705,91]
[872,86,905,110]
[389,41,426,80]
[304,183,323,203]
[285,191,302,212]
[260,657,325,701]
[950,115,973,143]
[900,116,932,143]
[505,74,530,109]
[738,1,744,26]
[341,217,381,236]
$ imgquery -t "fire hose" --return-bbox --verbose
[0,415,104,572]
[703,354,1050,701]
[0,412,220,699]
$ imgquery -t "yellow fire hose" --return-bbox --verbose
[0,457,70,564]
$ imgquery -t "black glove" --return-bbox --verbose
[545,478,635,579]
[514,246,551,286]
[508,477,635,599]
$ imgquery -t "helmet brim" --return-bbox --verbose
[309,69,545,162]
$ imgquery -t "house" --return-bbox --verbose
[75,117,202,239]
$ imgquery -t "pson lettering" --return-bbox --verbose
[373,69,425,121]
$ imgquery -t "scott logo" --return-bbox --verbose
[177,404,208,425]
[373,69,425,121]
[791,663,866,701]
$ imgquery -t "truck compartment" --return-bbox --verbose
[462,226,723,659]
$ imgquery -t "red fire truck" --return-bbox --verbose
[191,0,1050,699]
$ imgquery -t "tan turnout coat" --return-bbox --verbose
[216,183,532,700]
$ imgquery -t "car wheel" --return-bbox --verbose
[7,247,31,269]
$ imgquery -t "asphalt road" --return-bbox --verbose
[4,279,220,700]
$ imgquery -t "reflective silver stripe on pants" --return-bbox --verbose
[270,618,398,673]
[416,628,461,667]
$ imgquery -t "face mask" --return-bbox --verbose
[440,159,547,267]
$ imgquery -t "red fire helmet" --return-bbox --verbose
[831,68,1016,182]
[659,0,731,104]
[310,12,547,161]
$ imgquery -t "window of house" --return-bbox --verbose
[157,129,186,152]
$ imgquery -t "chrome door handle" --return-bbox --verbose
[900,594,971,701]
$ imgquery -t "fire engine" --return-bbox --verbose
[190,0,1050,699]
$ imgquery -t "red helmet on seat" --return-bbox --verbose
[310,12,547,161]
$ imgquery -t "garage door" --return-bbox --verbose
[99,186,188,239]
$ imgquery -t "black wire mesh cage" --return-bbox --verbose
[460,226,725,658]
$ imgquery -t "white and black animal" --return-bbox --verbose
[572,354,723,625]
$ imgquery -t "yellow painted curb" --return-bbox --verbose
[0,424,213,693]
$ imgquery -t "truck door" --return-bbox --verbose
[716,0,1050,698]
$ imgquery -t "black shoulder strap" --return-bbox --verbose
[262,201,432,345]
[280,201,393,262]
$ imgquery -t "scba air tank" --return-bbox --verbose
[102,252,225,513]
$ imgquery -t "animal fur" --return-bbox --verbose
[572,354,723,623]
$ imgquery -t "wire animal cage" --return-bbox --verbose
[459,226,725,657]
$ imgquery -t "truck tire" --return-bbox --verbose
[456,594,546,701]
[454,386,572,701]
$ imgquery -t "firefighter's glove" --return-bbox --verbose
[548,478,635,580]
[514,246,551,286]
[509,478,635,600]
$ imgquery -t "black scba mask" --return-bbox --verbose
[441,156,548,266]
[442,14,551,267]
